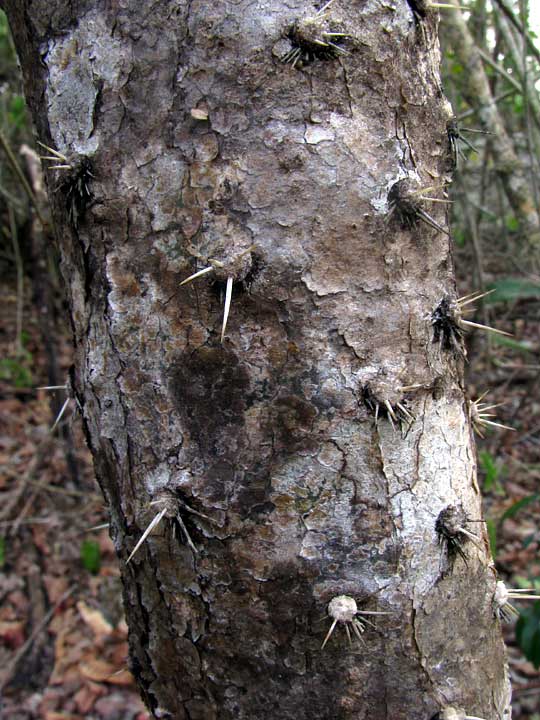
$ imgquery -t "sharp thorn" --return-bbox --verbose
[480,419,515,431]
[457,289,484,302]
[344,622,352,645]
[50,397,71,432]
[37,385,67,390]
[507,593,540,600]
[384,400,397,422]
[458,289,495,306]
[181,501,215,524]
[85,522,110,532]
[221,276,233,343]
[430,2,470,8]
[357,615,377,630]
[477,402,504,411]
[459,319,512,336]
[325,42,349,54]
[180,265,214,286]
[460,127,495,134]
[176,513,198,553]
[417,210,450,236]
[321,618,338,649]
[459,527,483,549]
[351,620,364,641]
[396,402,415,421]
[127,507,167,563]
[37,141,67,160]
[475,389,491,402]
[317,0,337,15]
[459,135,479,153]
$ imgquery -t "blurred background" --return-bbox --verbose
[0,3,539,718]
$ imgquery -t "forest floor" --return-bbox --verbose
[0,267,539,720]
[0,280,149,720]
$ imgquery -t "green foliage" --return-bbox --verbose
[491,334,534,353]
[0,11,9,44]
[478,450,504,492]
[516,600,540,668]
[0,350,33,388]
[453,228,466,247]
[504,215,520,233]
[486,277,540,303]
[0,536,5,568]
[501,494,540,522]
[512,93,524,116]
[485,517,497,557]
[81,540,101,575]
[8,94,26,129]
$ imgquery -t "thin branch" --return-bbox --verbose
[0,128,46,226]
[8,206,24,356]
[476,47,523,94]
[0,585,76,694]
[492,0,540,67]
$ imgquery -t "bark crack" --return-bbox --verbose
[411,603,437,694]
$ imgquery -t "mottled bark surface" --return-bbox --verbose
[4,1,510,718]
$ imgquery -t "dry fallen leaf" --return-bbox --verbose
[80,658,117,682]
[74,680,106,714]
[0,619,25,649]
[77,600,114,637]
[79,657,134,685]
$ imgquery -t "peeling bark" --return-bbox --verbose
[3,1,510,718]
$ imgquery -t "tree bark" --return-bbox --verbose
[3,1,510,718]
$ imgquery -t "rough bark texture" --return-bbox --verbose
[4,1,510,718]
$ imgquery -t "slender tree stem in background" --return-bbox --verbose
[492,0,540,66]
[8,204,23,355]
[0,126,46,227]
[443,0,540,249]
[475,46,523,95]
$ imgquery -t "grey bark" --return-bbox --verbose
[3,1,510,719]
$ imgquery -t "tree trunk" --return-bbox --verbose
[3,1,510,718]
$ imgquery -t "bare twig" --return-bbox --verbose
[7,206,24,355]
[476,47,523,94]
[0,128,46,226]
[492,0,540,66]
[0,585,76,694]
